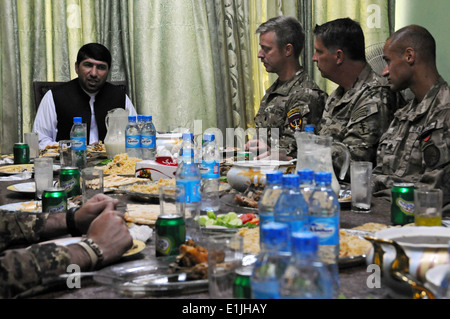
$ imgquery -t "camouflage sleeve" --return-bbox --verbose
[340,86,394,164]
[0,210,49,251]
[0,243,71,298]
[280,88,327,158]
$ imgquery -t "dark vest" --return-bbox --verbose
[52,79,126,143]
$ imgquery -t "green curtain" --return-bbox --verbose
[129,0,217,136]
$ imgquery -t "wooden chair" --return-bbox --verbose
[33,80,128,111]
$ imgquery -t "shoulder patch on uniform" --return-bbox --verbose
[287,107,302,131]
[423,144,440,167]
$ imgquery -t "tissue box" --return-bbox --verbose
[135,157,177,180]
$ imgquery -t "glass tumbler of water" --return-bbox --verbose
[350,161,372,213]
[34,157,54,200]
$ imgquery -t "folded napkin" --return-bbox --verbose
[0,171,32,181]
[128,223,153,243]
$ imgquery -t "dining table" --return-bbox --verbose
[0,155,441,301]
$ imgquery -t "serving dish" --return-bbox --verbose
[226,160,296,192]
[425,264,450,297]
[365,226,450,298]
[338,229,373,268]
[92,258,208,296]
[117,184,160,202]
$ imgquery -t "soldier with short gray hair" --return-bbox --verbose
[246,16,327,160]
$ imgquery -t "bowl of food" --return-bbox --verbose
[226,160,295,193]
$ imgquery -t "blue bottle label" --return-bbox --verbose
[251,281,280,299]
[141,134,156,149]
[126,135,141,148]
[71,136,86,151]
[176,179,201,203]
[199,160,219,179]
[309,215,339,245]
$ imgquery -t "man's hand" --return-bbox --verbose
[74,194,119,234]
[245,139,270,159]
[86,209,133,266]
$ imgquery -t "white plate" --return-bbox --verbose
[339,229,374,268]
[0,164,60,175]
[7,182,36,194]
[0,201,41,213]
[0,164,34,175]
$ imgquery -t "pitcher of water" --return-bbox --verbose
[104,108,129,158]
[295,132,350,194]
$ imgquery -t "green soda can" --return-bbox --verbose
[42,187,67,213]
[391,183,415,225]
[59,167,81,198]
[233,266,253,299]
[13,143,30,164]
[155,214,186,257]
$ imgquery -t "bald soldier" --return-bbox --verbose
[373,25,450,213]
[246,16,327,160]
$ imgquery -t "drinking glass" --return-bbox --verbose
[159,185,186,216]
[34,157,54,199]
[414,188,443,226]
[350,161,373,213]
[59,140,73,167]
[81,167,104,203]
[155,185,186,256]
[24,132,39,159]
[207,234,244,298]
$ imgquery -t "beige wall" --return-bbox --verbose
[395,0,449,82]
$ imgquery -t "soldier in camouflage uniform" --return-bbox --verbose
[0,194,132,298]
[246,16,327,160]
[313,18,401,172]
[372,25,450,213]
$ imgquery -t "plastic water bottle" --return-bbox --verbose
[308,171,340,296]
[137,114,146,130]
[70,117,87,169]
[176,133,201,239]
[141,115,156,160]
[304,124,315,134]
[298,168,315,202]
[251,222,291,299]
[199,133,220,213]
[258,171,283,241]
[280,232,333,299]
[274,174,309,251]
[179,132,194,157]
[125,115,142,158]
